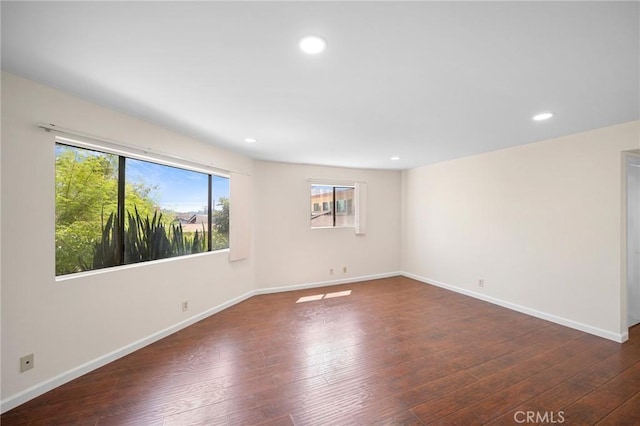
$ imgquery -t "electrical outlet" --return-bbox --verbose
[182,301,189,312]
[330,268,334,275]
[20,353,34,372]
[343,266,347,274]
[478,279,484,287]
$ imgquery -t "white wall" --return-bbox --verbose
[0,73,403,411]
[2,69,637,413]
[401,121,640,341]
[0,72,256,409]
[254,161,401,290]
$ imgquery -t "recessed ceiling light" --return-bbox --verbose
[390,156,400,161]
[244,138,257,143]
[532,112,554,121]
[299,35,327,55]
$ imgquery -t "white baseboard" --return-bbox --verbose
[3,270,627,413]
[253,271,402,295]
[402,272,628,343]
[1,290,255,414]
[1,271,400,414]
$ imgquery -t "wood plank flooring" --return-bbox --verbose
[2,276,640,425]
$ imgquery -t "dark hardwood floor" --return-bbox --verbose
[3,276,640,425]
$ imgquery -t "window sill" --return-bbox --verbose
[55,249,230,282]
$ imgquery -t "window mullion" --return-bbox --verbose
[117,156,126,265]
[208,174,213,251]
[55,141,230,276]
[332,186,336,227]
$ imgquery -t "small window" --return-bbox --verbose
[310,184,355,228]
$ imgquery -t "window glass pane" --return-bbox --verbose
[310,185,334,228]
[124,159,209,263]
[211,175,230,250]
[56,141,232,276]
[335,187,355,227]
[55,144,119,275]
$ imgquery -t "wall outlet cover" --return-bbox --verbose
[20,354,34,372]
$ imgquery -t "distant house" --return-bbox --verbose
[310,188,354,227]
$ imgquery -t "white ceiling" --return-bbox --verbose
[2,1,638,170]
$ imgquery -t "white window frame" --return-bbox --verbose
[309,180,367,234]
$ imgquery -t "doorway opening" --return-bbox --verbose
[625,152,640,328]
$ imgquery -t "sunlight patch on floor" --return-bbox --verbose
[296,294,324,303]
[296,290,352,303]
[324,290,352,299]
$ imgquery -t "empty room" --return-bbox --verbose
[1,1,639,425]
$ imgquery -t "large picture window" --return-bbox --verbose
[310,184,355,228]
[55,142,230,276]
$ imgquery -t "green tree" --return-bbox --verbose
[213,197,229,234]
[55,147,118,225]
[212,197,229,250]
[56,147,117,274]
[55,146,157,275]
[56,144,218,275]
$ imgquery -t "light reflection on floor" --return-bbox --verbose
[296,294,324,303]
[296,290,352,303]
[293,288,369,389]
[324,290,352,299]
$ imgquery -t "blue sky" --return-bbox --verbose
[57,144,230,213]
[127,159,229,213]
